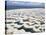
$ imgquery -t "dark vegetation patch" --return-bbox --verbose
[18,26,36,33]
[40,22,45,25]
[14,21,23,25]
[23,19,29,22]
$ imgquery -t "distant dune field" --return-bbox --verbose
[6,8,45,34]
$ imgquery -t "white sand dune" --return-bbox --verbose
[6,8,45,34]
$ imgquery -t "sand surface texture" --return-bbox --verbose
[5,8,45,35]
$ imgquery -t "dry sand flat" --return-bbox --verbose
[6,8,45,34]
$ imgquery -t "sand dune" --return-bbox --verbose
[6,8,45,34]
